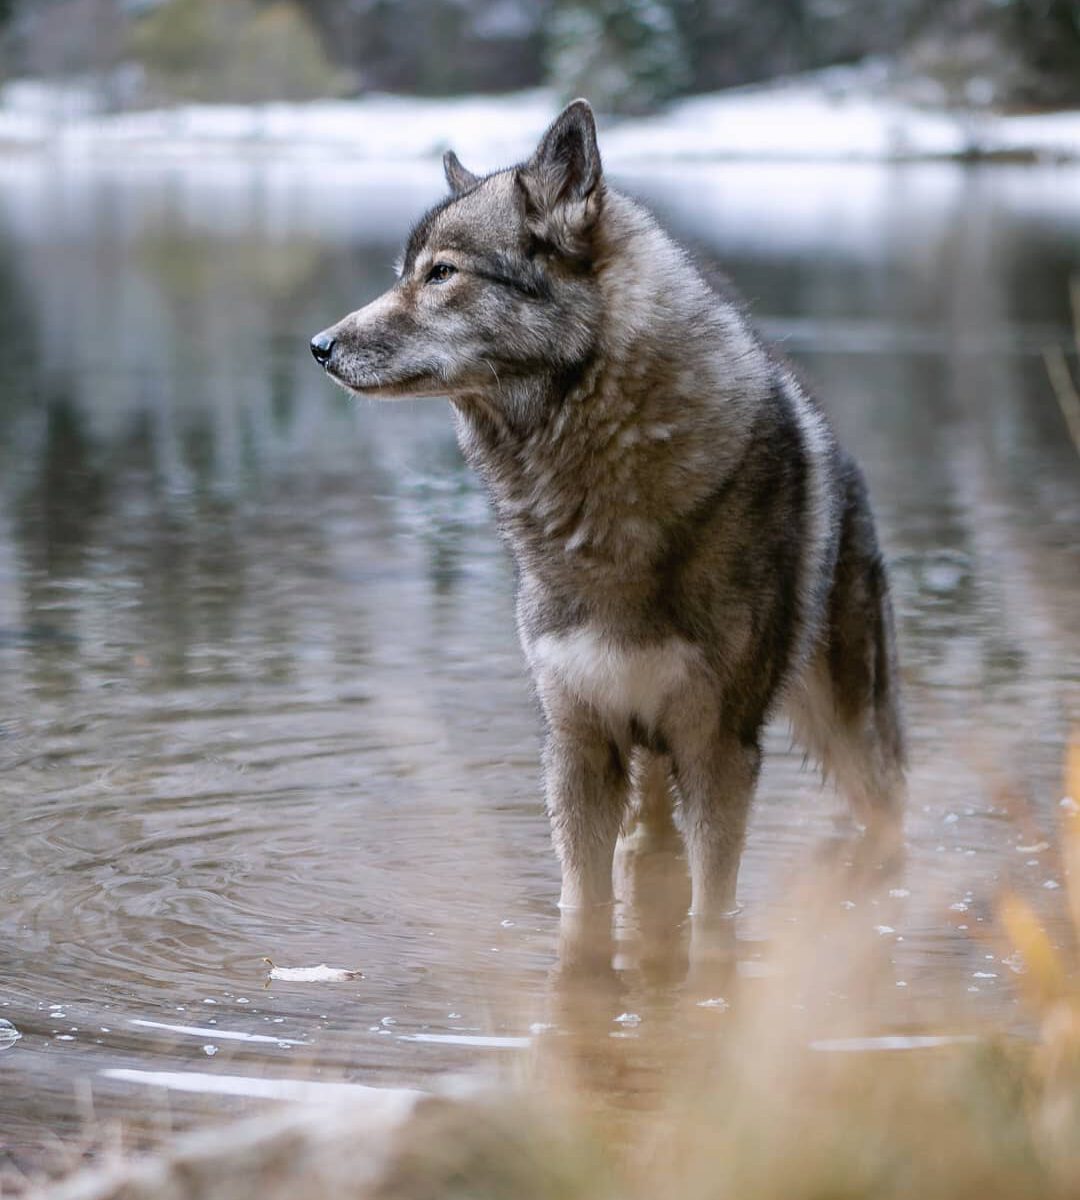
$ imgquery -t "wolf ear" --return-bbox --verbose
[524,99,602,208]
[443,149,479,196]
[518,100,603,256]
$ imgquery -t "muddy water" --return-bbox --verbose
[0,158,1077,1172]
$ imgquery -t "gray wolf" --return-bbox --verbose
[310,100,906,920]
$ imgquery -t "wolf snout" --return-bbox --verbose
[310,331,336,366]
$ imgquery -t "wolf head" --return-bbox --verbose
[310,100,607,403]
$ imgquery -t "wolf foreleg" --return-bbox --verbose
[669,725,760,918]
[541,703,629,911]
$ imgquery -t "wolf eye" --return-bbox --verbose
[426,263,457,284]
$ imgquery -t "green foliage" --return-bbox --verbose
[128,0,345,104]
[546,0,690,115]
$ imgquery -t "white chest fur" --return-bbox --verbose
[529,627,698,727]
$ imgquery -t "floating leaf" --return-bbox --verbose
[263,958,363,983]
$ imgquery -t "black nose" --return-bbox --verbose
[310,332,335,366]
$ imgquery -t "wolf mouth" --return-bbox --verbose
[325,365,434,397]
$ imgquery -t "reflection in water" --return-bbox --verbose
[0,159,1077,1176]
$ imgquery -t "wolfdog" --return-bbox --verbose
[310,100,906,920]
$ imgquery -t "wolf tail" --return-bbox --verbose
[787,464,907,832]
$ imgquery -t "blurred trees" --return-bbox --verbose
[1,0,1079,112]
[129,0,344,103]
[292,0,546,94]
[546,0,689,115]
[2,0,127,87]
[672,0,911,92]
[906,0,1080,108]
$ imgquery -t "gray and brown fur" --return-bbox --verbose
[311,101,906,919]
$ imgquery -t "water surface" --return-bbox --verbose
[0,156,1077,1173]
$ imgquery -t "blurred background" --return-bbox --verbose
[0,0,1079,114]
[0,0,1078,1192]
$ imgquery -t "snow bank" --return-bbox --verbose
[8,89,557,165]
[608,77,1080,163]
[605,82,966,162]
[5,75,1080,164]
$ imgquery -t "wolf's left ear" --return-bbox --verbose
[523,99,602,209]
[517,100,603,255]
[443,149,479,196]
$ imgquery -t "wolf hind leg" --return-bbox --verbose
[619,750,680,852]
[613,750,688,919]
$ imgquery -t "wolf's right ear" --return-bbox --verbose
[443,150,479,196]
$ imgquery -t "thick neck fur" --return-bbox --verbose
[450,189,772,624]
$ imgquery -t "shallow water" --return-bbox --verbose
[0,156,1077,1173]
